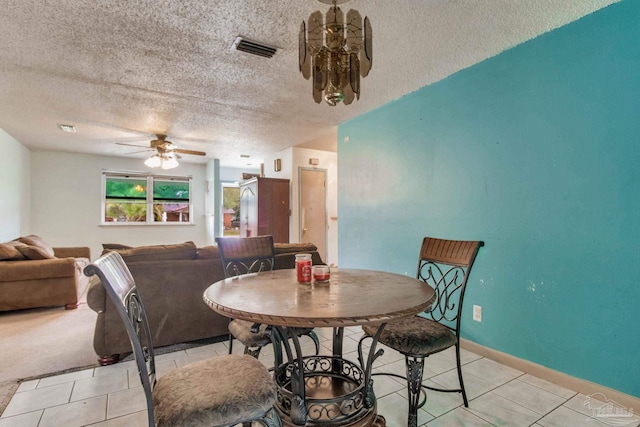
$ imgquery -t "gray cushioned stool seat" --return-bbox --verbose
[153,354,276,426]
[228,320,273,348]
[363,316,456,356]
[229,320,317,350]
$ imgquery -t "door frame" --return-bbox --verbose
[298,167,328,262]
[220,181,240,237]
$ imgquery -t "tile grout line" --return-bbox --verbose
[5,341,611,427]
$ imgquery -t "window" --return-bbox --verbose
[102,171,192,224]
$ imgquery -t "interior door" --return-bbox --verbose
[239,182,256,237]
[300,168,327,262]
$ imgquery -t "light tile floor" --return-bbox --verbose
[1,327,637,427]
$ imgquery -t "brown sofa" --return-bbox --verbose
[0,235,91,311]
[87,240,323,365]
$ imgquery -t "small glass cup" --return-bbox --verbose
[312,265,330,283]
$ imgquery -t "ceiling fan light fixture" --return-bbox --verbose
[161,154,179,170]
[120,134,203,169]
[145,152,179,170]
[144,154,162,168]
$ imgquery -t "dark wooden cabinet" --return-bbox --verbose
[239,177,290,243]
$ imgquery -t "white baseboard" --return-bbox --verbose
[460,338,640,412]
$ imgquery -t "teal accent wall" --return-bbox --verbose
[338,1,640,397]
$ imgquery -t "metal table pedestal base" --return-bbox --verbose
[279,409,386,427]
[275,356,386,426]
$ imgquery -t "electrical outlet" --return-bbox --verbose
[473,305,482,322]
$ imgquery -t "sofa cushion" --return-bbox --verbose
[16,244,56,260]
[0,242,27,261]
[108,241,197,262]
[274,242,317,255]
[0,257,78,281]
[54,247,91,259]
[17,235,56,259]
[102,243,133,251]
[196,245,219,259]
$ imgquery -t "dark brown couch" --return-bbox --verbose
[87,240,323,365]
[0,235,91,311]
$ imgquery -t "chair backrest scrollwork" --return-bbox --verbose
[417,237,484,334]
[216,235,276,278]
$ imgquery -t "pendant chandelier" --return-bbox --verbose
[299,0,372,106]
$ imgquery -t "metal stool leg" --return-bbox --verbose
[455,344,469,407]
[406,354,425,427]
[307,330,320,355]
[228,333,234,354]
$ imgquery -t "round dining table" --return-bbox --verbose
[203,268,435,427]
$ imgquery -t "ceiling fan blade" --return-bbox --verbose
[116,142,151,148]
[111,136,149,144]
[174,149,206,156]
[125,149,155,155]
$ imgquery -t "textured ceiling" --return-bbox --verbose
[0,0,618,168]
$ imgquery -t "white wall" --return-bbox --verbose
[264,147,338,266]
[1,139,330,259]
[220,166,260,183]
[0,129,30,242]
[30,151,209,260]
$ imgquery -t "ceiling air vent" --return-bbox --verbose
[231,36,277,58]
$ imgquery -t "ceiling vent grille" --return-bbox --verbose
[231,36,277,58]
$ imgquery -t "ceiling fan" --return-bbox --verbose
[117,134,206,170]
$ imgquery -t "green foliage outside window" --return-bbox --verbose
[105,202,146,222]
[104,177,147,222]
[153,180,189,201]
[104,174,191,223]
[223,186,240,219]
[105,178,146,199]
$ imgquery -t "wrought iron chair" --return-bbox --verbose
[84,251,282,427]
[360,237,484,427]
[216,235,320,358]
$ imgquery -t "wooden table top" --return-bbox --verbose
[203,268,435,328]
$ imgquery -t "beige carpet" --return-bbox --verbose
[0,301,228,416]
[0,302,98,415]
